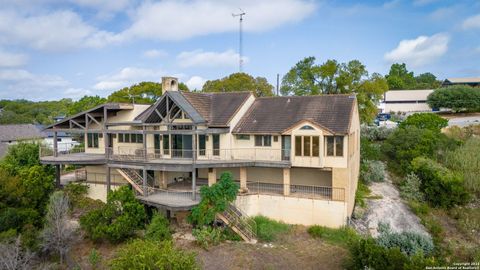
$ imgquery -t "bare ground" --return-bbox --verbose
[352,173,429,237]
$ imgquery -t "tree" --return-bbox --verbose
[202,73,274,97]
[427,86,480,112]
[41,191,75,264]
[68,95,106,116]
[385,63,416,90]
[108,81,189,104]
[0,237,35,270]
[280,57,388,123]
[0,99,72,125]
[189,172,239,226]
[415,72,441,89]
[398,113,448,132]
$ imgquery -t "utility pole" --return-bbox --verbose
[232,9,246,73]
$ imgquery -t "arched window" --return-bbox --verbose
[300,125,314,130]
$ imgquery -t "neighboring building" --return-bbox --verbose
[0,124,46,158]
[41,128,80,153]
[379,89,434,113]
[442,77,480,87]
[40,77,360,228]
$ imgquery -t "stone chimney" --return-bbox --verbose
[162,77,178,94]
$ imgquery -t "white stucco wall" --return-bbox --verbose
[235,194,348,227]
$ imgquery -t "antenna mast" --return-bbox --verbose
[232,9,246,72]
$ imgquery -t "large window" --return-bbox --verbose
[236,134,250,140]
[254,135,271,147]
[325,136,344,157]
[295,136,319,157]
[162,135,170,155]
[87,133,99,148]
[198,135,206,156]
[118,133,143,143]
[212,134,220,156]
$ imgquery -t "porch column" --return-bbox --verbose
[240,167,247,189]
[159,171,167,189]
[192,169,197,200]
[106,166,111,193]
[53,131,58,157]
[143,127,147,160]
[283,168,290,196]
[208,168,216,186]
[142,168,147,195]
[55,165,61,188]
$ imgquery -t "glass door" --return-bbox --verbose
[282,135,291,161]
[212,134,220,156]
[154,134,161,158]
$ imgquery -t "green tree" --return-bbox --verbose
[415,72,441,89]
[386,63,416,90]
[189,172,239,226]
[427,86,480,112]
[0,99,72,125]
[398,113,448,132]
[108,81,190,104]
[202,73,274,97]
[281,57,387,123]
[68,95,106,116]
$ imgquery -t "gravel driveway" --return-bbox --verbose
[352,173,429,237]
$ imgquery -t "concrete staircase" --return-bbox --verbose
[217,203,257,244]
[116,168,147,195]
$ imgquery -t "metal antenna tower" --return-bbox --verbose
[232,9,246,72]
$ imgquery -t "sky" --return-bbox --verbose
[0,0,479,101]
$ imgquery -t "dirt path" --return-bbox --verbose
[352,173,429,237]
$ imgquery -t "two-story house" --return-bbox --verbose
[41,77,360,228]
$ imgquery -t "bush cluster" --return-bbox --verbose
[307,225,358,246]
[427,86,480,112]
[376,223,434,256]
[361,125,394,141]
[192,226,223,250]
[411,157,469,208]
[254,216,290,242]
[360,160,385,184]
[80,186,146,243]
[398,113,448,132]
[110,239,198,270]
[145,212,172,242]
[400,173,425,202]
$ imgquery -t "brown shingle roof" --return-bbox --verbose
[0,124,46,142]
[233,95,356,134]
[181,92,252,127]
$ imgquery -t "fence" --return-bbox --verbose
[245,182,345,201]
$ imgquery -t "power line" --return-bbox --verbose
[232,9,246,72]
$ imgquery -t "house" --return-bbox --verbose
[40,77,360,228]
[38,125,80,153]
[442,77,480,87]
[0,124,47,158]
[379,89,434,113]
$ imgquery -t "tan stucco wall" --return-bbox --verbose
[86,183,121,202]
[291,168,332,186]
[85,165,126,184]
[235,194,348,227]
[246,167,283,183]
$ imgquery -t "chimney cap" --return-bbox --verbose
[162,76,179,93]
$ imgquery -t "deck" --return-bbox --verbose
[136,189,200,210]
[40,153,106,165]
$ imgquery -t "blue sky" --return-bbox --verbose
[0,0,479,101]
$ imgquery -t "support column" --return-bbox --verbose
[192,169,197,200]
[143,127,147,160]
[106,166,111,193]
[53,131,58,157]
[240,167,247,189]
[142,169,147,195]
[283,168,290,196]
[55,165,61,188]
[159,171,167,189]
[208,168,216,186]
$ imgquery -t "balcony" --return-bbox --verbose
[39,143,106,164]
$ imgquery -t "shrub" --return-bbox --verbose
[189,172,238,226]
[64,182,89,208]
[346,237,436,270]
[253,216,290,242]
[427,86,480,112]
[411,157,470,208]
[400,173,425,202]
[307,225,358,246]
[88,248,102,269]
[110,239,198,270]
[398,113,448,132]
[360,137,381,161]
[80,186,146,243]
[355,181,371,208]
[382,127,456,174]
[360,160,385,183]
[361,125,394,141]
[145,212,171,241]
[376,223,434,256]
[192,226,223,250]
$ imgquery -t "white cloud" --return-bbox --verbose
[177,49,246,68]
[0,9,117,51]
[384,33,449,67]
[64,87,93,99]
[462,14,480,30]
[0,69,70,100]
[93,67,164,91]
[118,0,316,41]
[0,49,28,67]
[186,76,206,90]
[143,49,168,59]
